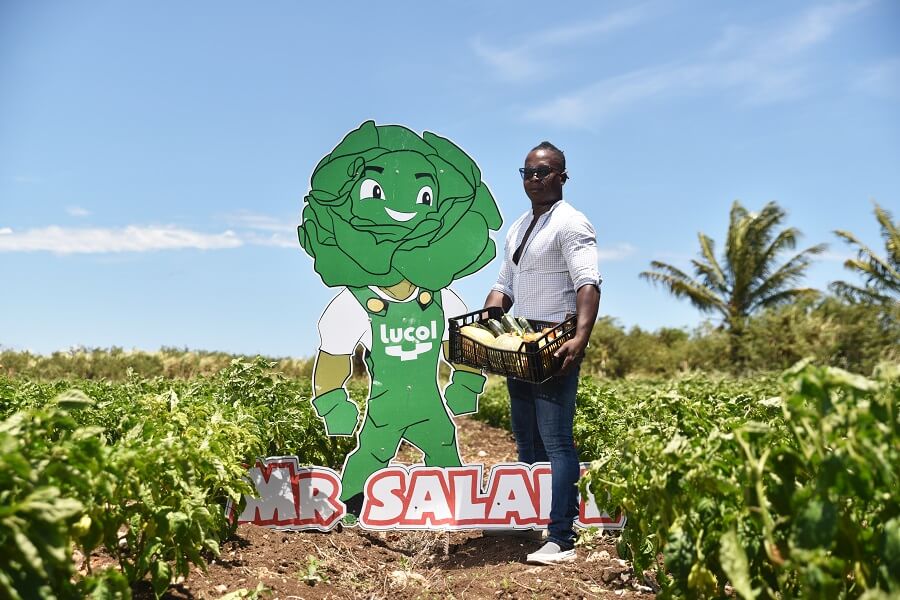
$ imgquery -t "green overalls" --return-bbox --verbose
[339,286,462,502]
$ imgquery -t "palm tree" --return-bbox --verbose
[640,201,826,364]
[830,203,899,305]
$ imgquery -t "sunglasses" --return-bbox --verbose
[519,166,559,180]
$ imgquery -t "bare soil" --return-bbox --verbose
[125,417,655,599]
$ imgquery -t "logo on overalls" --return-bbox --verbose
[380,321,439,361]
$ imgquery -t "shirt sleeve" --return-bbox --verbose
[317,289,368,355]
[490,235,515,302]
[560,214,602,292]
[441,288,468,341]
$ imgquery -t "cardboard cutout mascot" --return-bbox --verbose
[297,120,503,519]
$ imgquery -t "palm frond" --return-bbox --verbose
[753,227,800,283]
[754,287,820,310]
[724,201,749,284]
[640,265,727,314]
[748,243,826,312]
[874,203,899,267]
[834,203,900,299]
[726,202,792,316]
[829,280,895,305]
[694,233,729,294]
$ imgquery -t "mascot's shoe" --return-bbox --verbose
[344,493,364,517]
[526,541,576,565]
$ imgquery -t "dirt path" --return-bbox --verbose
[136,418,654,599]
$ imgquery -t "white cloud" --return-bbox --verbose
[761,0,871,59]
[0,227,12,235]
[471,40,535,83]
[471,6,651,82]
[526,64,707,127]
[598,243,637,262]
[222,211,296,233]
[855,57,900,99]
[526,1,871,127]
[0,225,243,254]
[219,211,300,249]
[243,231,298,249]
[66,206,91,217]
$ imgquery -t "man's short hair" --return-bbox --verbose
[530,141,565,169]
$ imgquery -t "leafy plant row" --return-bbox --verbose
[578,363,899,599]
[0,359,357,599]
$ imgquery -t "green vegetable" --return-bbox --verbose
[501,314,524,336]
[485,319,505,337]
[517,317,535,334]
[470,322,494,334]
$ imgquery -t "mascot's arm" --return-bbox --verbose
[441,341,486,416]
[312,350,359,436]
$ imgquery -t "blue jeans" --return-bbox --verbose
[507,368,580,550]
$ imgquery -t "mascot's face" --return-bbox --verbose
[353,151,438,228]
[298,121,503,290]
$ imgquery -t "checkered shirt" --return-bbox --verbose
[491,200,601,323]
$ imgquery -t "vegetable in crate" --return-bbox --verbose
[459,325,496,345]
[485,319,506,336]
[517,317,536,334]
[491,333,525,351]
[502,314,525,335]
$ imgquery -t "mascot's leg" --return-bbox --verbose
[404,404,463,468]
[340,411,403,505]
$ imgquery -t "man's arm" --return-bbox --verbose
[556,215,602,373]
[554,284,600,373]
[484,290,513,312]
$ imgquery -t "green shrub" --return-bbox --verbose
[0,358,352,599]
[581,362,900,598]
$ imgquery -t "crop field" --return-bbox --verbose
[2,358,898,599]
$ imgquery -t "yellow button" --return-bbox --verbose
[419,291,432,305]
[366,298,385,313]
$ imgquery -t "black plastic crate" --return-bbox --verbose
[448,307,577,383]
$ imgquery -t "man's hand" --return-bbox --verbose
[443,371,486,416]
[311,388,360,436]
[553,336,588,375]
[554,283,600,375]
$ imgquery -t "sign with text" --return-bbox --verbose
[228,459,626,532]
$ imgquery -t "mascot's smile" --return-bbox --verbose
[384,207,416,222]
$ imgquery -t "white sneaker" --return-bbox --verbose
[526,541,576,565]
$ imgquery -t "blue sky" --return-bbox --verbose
[1,0,898,358]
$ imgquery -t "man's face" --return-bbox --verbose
[522,148,565,206]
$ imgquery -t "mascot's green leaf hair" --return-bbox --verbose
[298,121,502,290]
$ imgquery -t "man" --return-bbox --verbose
[484,141,601,565]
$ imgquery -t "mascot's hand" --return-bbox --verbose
[312,388,359,436]
[443,371,486,416]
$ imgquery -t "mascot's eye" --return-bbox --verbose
[416,186,433,206]
[360,179,386,200]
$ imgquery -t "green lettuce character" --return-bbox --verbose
[297,121,502,518]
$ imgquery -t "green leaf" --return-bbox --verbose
[150,560,172,598]
[54,389,95,410]
[687,562,717,597]
[792,499,837,550]
[720,529,757,599]
[83,568,131,600]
